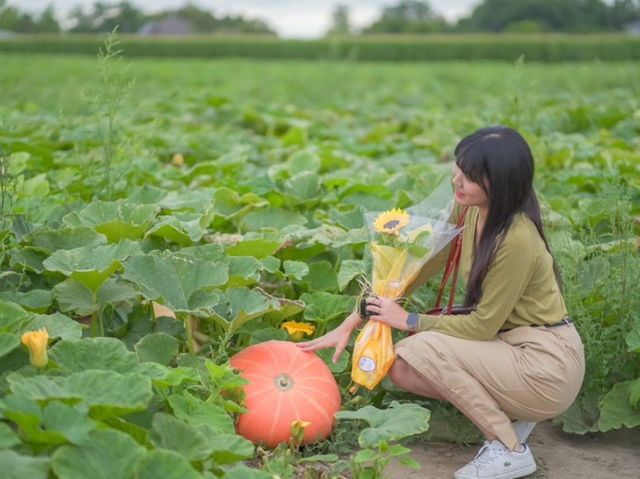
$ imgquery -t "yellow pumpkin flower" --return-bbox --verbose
[172,153,184,166]
[281,321,315,341]
[290,420,312,446]
[374,208,410,236]
[21,328,49,369]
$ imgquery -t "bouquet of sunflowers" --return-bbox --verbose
[352,182,461,390]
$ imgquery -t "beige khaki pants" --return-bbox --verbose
[395,323,585,450]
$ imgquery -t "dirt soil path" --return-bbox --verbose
[392,421,640,478]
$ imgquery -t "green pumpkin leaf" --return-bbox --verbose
[242,207,307,231]
[26,312,83,341]
[223,465,278,479]
[227,256,262,287]
[62,201,157,243]
[0,289,52,311]
[287,149,321,174]
[20,173,50,199]
[150,413,212,461]
[280,125,307,147]
[283,260,309,281]
[212,187,268,220]
[168,393,235,434]
[337,260,366,291]
[8,247,50,273]
[135,332,179,366]
[259,255,281,273]
[146,215,203,246]
[329,207,365,229]
[53,277,137,317]
[49,338,139,373]
[158,189,214,212]
[335,401,431,448]
[598,381,640,431]
[51,429,146,479]
[315,348,350,373]
[0,332,20,359]
[626,324,640,352]
[0,450,49,479]
[128,184,169,205]
[52,279,95,315]
[0,300,30,333]
[198,430,254,464]
[41,401,96,445]
[134,449,201,479]
[43,239,142,291]
[214,287,280,332]
[8,370,153,417]
[226,238,281,258]
[263,297,305,324]
[629,378,640,409]
[301,292,354,324]
[122,253,227,314]
[0,422,20,449]
[300,261,338,292]
[283,172,322,202]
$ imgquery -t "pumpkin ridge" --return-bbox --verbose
[296,390,332,431]
[244,384,277,402]
[283,342,302,374]
[268,384,286,443]
[295,384,339,402]
[287,354,321,378]
[265,340,289,372]
[232,357,274,377]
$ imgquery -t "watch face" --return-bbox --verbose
[407,313,419,329]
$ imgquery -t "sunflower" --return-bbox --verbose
[374,208,410,236]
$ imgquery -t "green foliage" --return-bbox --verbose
[459,0,639,33]
[2,34,640,62]
[336,401,429,477]
[0,48,639,476]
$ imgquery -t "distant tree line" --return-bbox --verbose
[329,0,640,36]
[0,1,275,35]
[1,0,640,35]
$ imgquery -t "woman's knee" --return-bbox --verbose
[388,357,410,387]
[388,356,424,388]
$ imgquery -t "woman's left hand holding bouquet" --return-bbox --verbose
[297,311,363,363]
[365,297,410,331]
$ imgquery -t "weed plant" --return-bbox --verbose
[91,28,132,200]
[552,180,640,433]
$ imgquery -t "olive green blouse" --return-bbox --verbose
[406,205,568,341]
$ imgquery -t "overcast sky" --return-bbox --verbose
[11,0,481,37]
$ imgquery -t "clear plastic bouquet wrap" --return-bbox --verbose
[351,181,462,390]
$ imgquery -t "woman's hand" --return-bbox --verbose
[297,311,361,363]
[366,296,410,330]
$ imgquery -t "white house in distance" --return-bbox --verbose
[624,19,640,35]
[139,14,192,35]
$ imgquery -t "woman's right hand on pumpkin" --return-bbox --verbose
[297,311,362,364]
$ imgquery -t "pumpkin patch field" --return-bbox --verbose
[0,43,639,478]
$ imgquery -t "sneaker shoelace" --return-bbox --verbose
[470,442,509,468]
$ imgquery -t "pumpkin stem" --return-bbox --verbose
[274,373,294,391]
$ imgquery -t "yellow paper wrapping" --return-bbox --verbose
[351,242,427,390]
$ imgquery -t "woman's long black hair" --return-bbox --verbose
[454,126,562,307]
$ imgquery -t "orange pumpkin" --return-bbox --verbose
[230,340,341,448]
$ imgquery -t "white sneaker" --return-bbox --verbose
[453,440,537,479]
[511,421,536,444]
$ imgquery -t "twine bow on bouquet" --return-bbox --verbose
[351,186,461,390]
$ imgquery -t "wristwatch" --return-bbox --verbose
[406,313,419,332]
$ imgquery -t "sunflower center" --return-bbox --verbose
[383,220,400,229]
[274,373,294,391]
